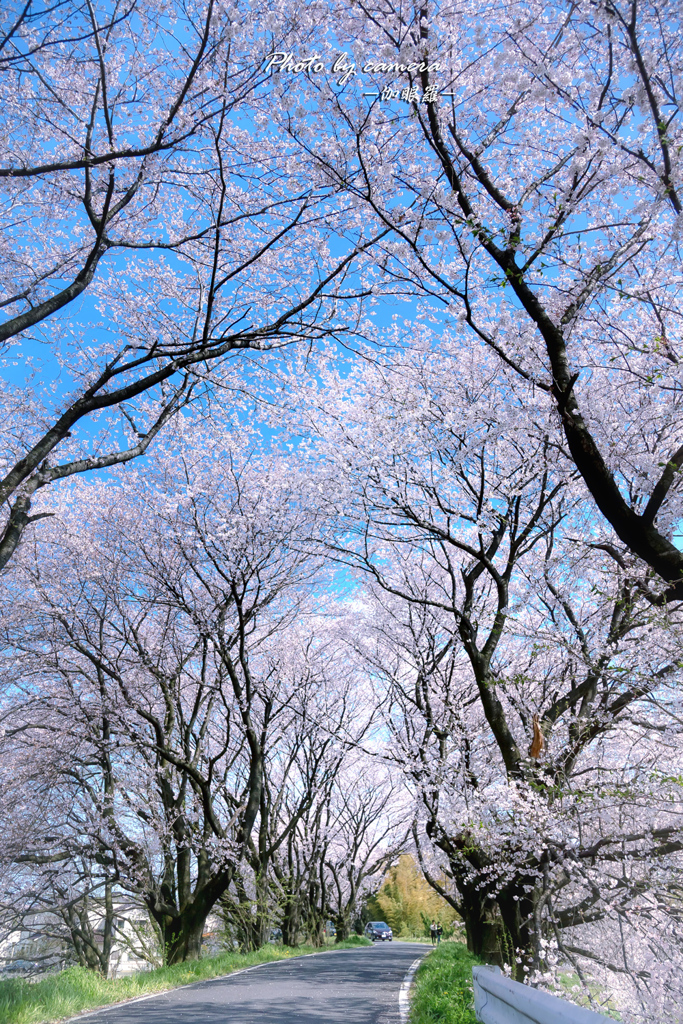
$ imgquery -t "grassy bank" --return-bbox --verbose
[408,941,481,1024]
[0,937,371,1024]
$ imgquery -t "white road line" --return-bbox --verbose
[398,955,426,1024]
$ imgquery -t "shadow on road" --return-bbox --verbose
[74,944,427,1024]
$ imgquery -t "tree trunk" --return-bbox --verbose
[163,913,206,964]
[61,891,113,975]
[281,895,301,947]
[497,887,538,981]
[428,827,526,974]
[101,880,114,976]
[309,919,326,947]
[458,874,536,981]
[461,894,505,963]
[334,911,350,942]
[231,873,270,952]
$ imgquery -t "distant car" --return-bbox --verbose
[2,959,40,974]
[365,921,393,941]
[269,927,283,943]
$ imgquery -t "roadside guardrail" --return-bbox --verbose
[472,965,613,1023]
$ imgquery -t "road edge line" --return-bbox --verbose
[399,954,427,1024]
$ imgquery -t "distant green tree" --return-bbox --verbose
[367,856,459,938]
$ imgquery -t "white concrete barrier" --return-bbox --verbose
[472,965,613,1023]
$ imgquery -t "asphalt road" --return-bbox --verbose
[74,942,428,1024]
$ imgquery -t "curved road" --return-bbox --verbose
[73,942,427,1024]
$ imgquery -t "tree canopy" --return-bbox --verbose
[1,3,683,1021]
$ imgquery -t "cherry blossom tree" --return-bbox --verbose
[265,0,683,600]
[4,10,683,1014]
[0,408,413,962]
[323,770,408,942]
[0,0,383,572]
[0,423,342,962]
[290,338,683,1019]
[218,637,369,951]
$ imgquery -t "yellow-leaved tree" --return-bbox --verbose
[366,856,460,938]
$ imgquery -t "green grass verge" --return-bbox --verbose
[408,941,481,1024]
[0,937,372,1024]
